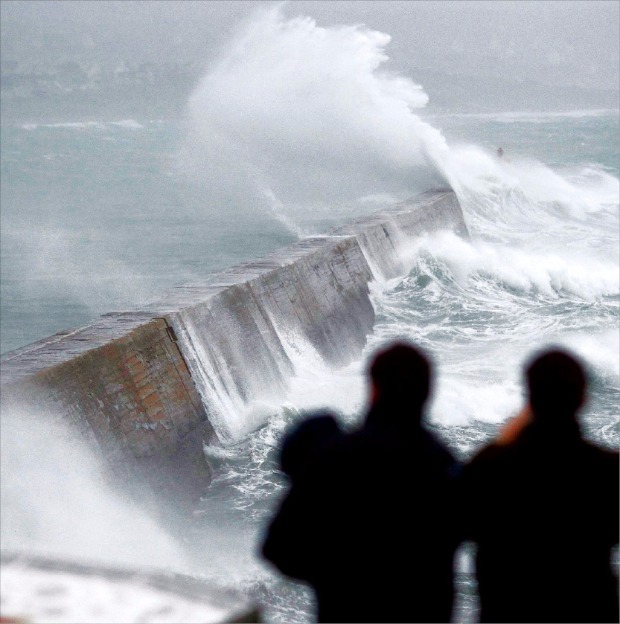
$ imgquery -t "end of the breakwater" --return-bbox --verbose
[0,189,468,505]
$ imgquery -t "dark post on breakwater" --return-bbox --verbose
[0,190,468,507]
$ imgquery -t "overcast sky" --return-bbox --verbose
[2,1,618,92]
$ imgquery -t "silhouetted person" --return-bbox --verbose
[497,146,504,158]
[262,342,460,622]
[278,411,343,480]
[461,348,619,623]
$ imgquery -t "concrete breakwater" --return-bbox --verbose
[0,190,468,505]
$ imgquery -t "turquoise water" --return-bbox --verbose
[2,112,617,354]
[1,108,618,622]
[433,111,619,173]
[186,110,620,622]
[3,1,619,618]
[0,120,299,354]
[1,8,618,616]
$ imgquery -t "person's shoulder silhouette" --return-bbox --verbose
[262,341,461,623]
[278,411,342,480]
[462,348,619,624]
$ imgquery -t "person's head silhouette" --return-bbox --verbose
[525,348,586,422]
[279,413,341,479]
[369,342,432,418]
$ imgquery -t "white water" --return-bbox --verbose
[181,6,448,220]
[0,407,186,570]
[1,5,618,623]
[178,3,618,443]
[177,9,619,622]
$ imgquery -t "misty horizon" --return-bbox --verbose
[1,1,619,122]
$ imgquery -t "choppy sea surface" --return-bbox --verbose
[185,110,620,622]
[2,108,618,622]
[1,11,618,618]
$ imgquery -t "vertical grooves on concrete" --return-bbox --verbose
[1,190,468,502]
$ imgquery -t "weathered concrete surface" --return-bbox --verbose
[0,551,261,623]
[332,189,468,279]
[160,236,377,441]
[1,314,215,506]
[0,189,468,502]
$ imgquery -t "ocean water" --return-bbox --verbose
[182,113,619,624]
[1,8,618,623]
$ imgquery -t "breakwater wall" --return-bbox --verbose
[0,190,468,504]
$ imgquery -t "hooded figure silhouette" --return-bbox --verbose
[462,348,619,623]
[262,342,460,623]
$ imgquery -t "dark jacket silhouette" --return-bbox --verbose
[278,412,343,480]
[461,349,619,623]
[262,343,460,623]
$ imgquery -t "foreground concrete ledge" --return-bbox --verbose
[0,551,261,623]
[0,189,468,504]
